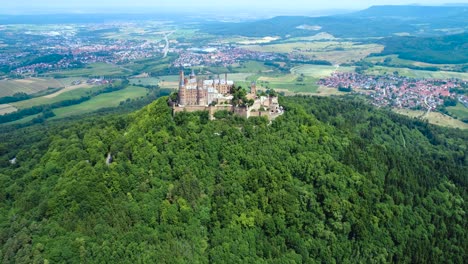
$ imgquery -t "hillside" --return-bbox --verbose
[350,5,468,18]
[0,96,466,263]
[378,33,468,64]
[202,5,468,38]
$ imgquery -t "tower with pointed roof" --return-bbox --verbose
[178,70,186,106]
[250,81,257,96]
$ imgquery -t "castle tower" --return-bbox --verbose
[178,70,186,106]
[250,81,257,96]
[197,78,205,105]
[190,69,196,80]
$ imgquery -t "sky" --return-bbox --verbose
[0,0,464,14]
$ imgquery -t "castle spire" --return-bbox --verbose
[178,70,186,106]
[190,69,196,79]
[179,70,185,86]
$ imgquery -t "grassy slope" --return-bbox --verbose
[12,86,99,109]
[0,78,67,97]
[51,86,147,118]
[44,63,130,77]
[365,66,468,79]
[447,103,468,120]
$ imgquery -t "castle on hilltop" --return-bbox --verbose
[172,69,282,119]
[178,70,253,106]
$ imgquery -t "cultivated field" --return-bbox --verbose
[364,55,467,72]
[0,104,17,115]
[255,74,318,93]
[45,63,130,78]
[394,109,468,129]
[287,32,337,42]
[129,77,161,86]
[447,103,468,120]
[11,85,100,109]
[291,65,355,78]
[366,66,468,80]
[244,41,384,64]
[0,77,71,97]
[51,86,147,118]
[44,83,94,98]
[314,86,348,96]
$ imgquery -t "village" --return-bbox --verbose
[1,26,283,78]
[318,72,468,111]
[172,47,281,68]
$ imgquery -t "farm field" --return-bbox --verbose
[286,32,337,42]
[365,66,468,79]
[44,63,131,78]
[195,61,273,75]
[124,55,176,73]
[314,86,348,96]
[394,109,468,129]
[364,55,467,71]
[51,86,147,119]
[11,85,100,109]
[244,41,384,64]
[129,77,161,86]
[291,65,355,78]
[257,74,319,93]
[0,77,82,97]
[447,103,468,120]
[0,104,17,115]
[44,83,94,98]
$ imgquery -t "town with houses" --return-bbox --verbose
[0,25,282,77]
[0,24,466,120]
[318,72,468,111]
[172,47,281,68]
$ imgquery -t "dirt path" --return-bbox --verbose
[44,83,93,98]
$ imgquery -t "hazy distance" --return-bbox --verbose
[1,0,464,15]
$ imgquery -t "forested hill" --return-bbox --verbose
[201,5,467,38]
[349,5,468,18]
[379,33,468,64]
[0,96,466,263]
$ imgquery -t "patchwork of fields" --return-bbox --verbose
[0,77,83,97]
[365,66,468,80]
[44,63,130,78]
[244,41,384,64]
[291,65,355,78]
[51,86,147,119]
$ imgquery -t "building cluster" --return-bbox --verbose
[174,70,283,119]
[178,70,235,106]
[318,72,466,110]
[4,31,162,76]
[172,47,281,68]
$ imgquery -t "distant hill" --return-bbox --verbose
[202,5,468,38]
[379,33,468,64]
[350,5,468,18]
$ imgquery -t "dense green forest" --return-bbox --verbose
[0,96,466,263]
[378,33,468,64]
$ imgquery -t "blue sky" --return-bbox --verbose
[1,0,464,15]
[1,0,456,9]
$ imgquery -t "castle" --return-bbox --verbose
[178,70,249,106]
[173,70,282,119]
